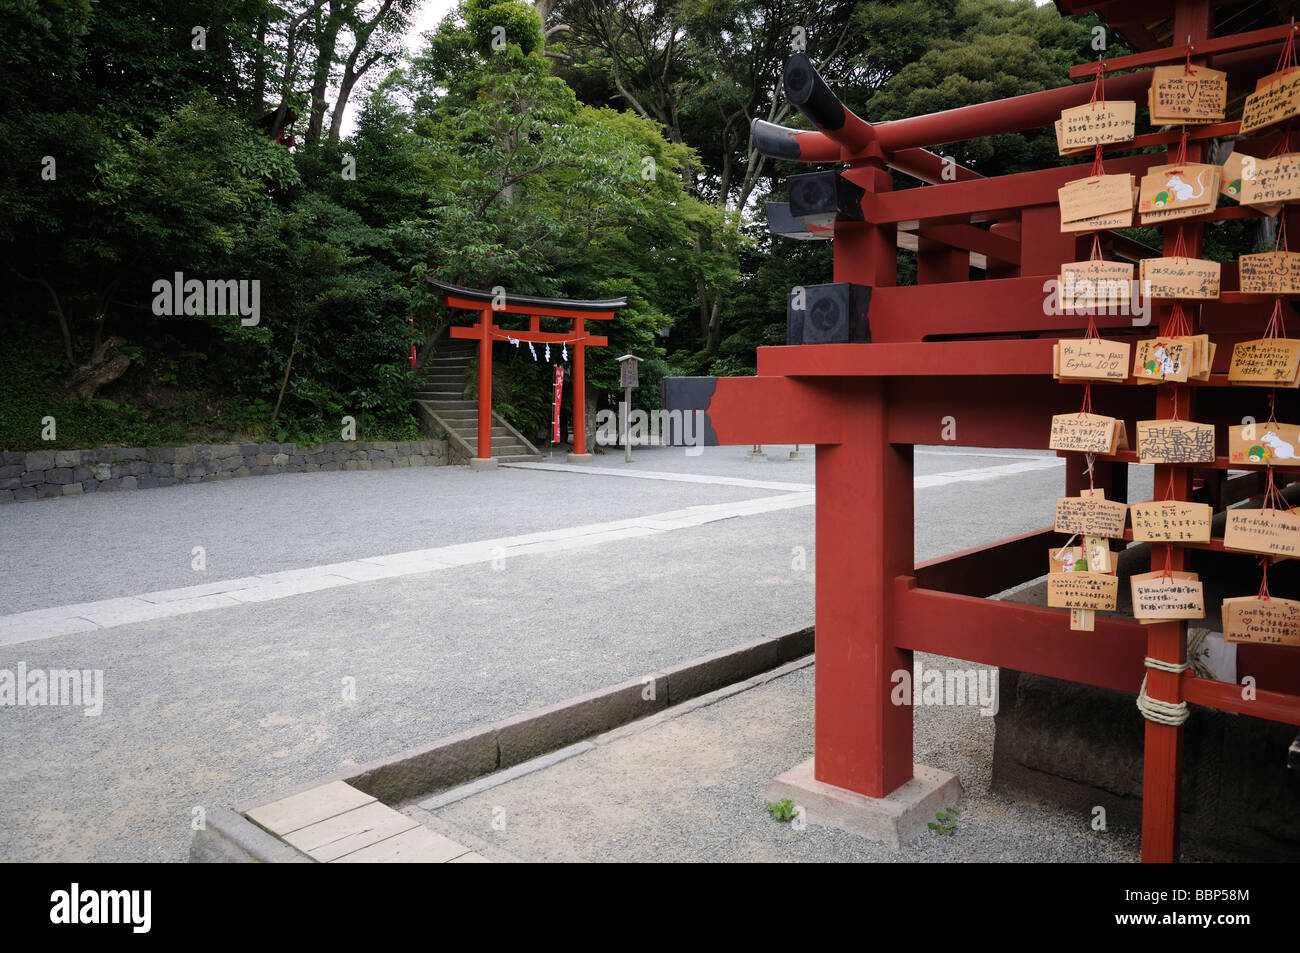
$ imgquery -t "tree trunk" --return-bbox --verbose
[305,3,343,145]
[67,336,129,401]
[270,319,303,432]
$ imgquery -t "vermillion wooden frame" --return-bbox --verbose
[688,1,1300,862]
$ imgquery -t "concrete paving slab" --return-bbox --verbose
[246,780,375,836]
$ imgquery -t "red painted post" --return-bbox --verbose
[478,307,493,459]
[571,316,587,455]
[815,377,915,796]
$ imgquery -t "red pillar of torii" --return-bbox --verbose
[430,280,626,465]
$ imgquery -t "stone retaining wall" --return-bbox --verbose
[0,439,449,503]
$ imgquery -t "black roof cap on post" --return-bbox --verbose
[428,278,628,312]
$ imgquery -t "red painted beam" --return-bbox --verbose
[1070,22,1300,78]
[757,338,1058,377]
[441,294,617,321]
[449,326,608,347]
[704,376,847,445]
[913,528,1059,598]
[1181,674,1300,727]
[894,579,1149,693]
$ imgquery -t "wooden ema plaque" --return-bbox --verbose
[1058,260,1133,310]
[1131,570,1205,623]
[1238,251,1300,295]
[1240,68,1300,134]
[1055,338,1131,382]
[1138,163,1220,224]
[1227,421,1300,466]
[1135,419,1216,464]
[1221,152,1283,215]
[1048,571,1118,611]
[1223,507,1300,558]
[1054,493,1127,538]
[1148,65,1226,124]
[1139,256,1221,299]
[1057,102,1136,154]
[1222,596,1300,646]
[1059,174,1134,228]
[1238,153,1300,206]
[1048,413,1123,454]
[1228,338,1300,387]
[1132,337,1192,383]
[1129,500,1213,543]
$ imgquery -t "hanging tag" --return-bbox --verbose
[562,342,568,362]
[545,343,551,362]
[528,341,537,360]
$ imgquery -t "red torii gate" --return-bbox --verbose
[669,2,1300,862]
[430,279,626,466]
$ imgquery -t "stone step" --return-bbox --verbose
[497,454,543,463]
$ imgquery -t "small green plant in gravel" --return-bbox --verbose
[766,798,798,823]
[928,805,959,836]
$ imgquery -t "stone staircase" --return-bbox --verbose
[414,340,542,463]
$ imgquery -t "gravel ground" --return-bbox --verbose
[0,444,1160,862]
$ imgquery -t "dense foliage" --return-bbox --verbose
[0,0,1190,449]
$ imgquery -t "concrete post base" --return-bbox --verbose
[468,457,499,471]
[764,759,961,848]
[566,453,593,463]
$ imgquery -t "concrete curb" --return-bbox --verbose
[231,625,814,816]
[188,807,317,863]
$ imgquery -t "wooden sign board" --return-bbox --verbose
[1059,174,1134,225]
[1132,337,1191,383]
[1054,494,1128,538]
[1129,500,1213,542]
[1048,412,1118,454]
[1048,546,1086,573]
[1227,338,1300,387]
[1238,154,1300,206]
[1138,163,1220,222]
[1139,256,1221,299]
[1149,65,1227,124]
[1221,152,1284,215]
[1057,338,1131,381]
[1227,421,1300,466]
[1047,571,1119,611]
[1059,260,1133,310]
[1135,419,1216,464]
[1238,251,1300,295]
[1223,507,1300,558]
[1222,596,1300,646]
[1240,69,1300,134]
[1057,101,1136,153]
[1131,571,1205,621]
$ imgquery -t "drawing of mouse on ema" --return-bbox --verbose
[1248,429,1298,463]
[1150,169,1211,207]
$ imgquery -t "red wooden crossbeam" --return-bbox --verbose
[1070,22,1299,78]
[448,326,609,347]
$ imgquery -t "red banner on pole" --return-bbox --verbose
[552,365,565,444]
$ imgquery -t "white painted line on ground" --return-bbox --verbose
[915,449,1057,461]
[0,492,814,647]
[500,461,813,492]
[913,456,1064,489]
